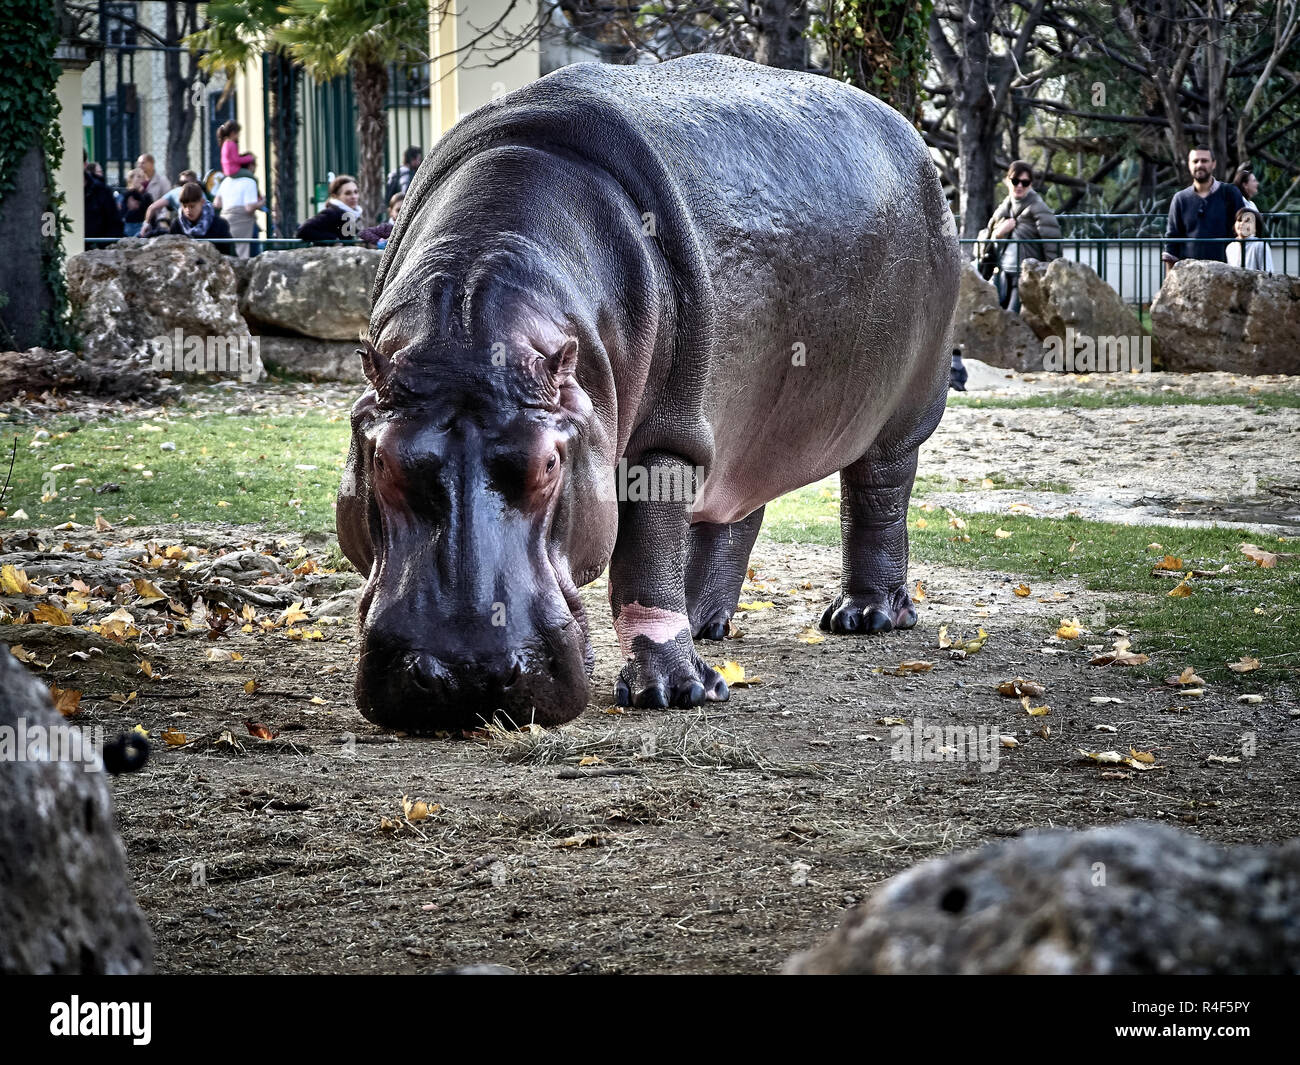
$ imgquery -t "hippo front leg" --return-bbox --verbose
[820,448,919,634]
[609,452,729,708]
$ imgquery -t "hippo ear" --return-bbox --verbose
[544,338,579,385]
[357,341,391,387]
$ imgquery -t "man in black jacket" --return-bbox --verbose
[84,165,123,239]
[169,182,234,254]
[1163,146,1245,271]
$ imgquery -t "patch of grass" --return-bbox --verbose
[910,471,1072,495]
[0,408,350,532]
[765,484,1299,686]
[949,390,1300,410]
[484,714,826,776]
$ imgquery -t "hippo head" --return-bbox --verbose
[338,262,619,731]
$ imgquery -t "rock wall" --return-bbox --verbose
[1152,260,1300,374]
[1019,258,1148,344]
[239,247,379,342]
[949,263,1044,372]
[66,236,263,383]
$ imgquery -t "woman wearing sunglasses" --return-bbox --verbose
[984,161,1062,312]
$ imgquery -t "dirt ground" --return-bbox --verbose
[4,369,1299,974]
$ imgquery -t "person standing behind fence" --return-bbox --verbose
[141,169,199,236]
[296,175,362,242]
[170,182,234,254]
[1163,147,1245,272]
[84,163,123,239]
[218,121,256,178]
[1226,207,1275,273]
[215,161,266,258]
[359,192,404,249]
[135,153,170,203]
[984,160,1062,313]
[386,146,421,201]
[119,169,152,237]
[1233,166,1261,212]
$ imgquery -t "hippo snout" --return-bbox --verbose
[400,650,523,702]
[356,624,591,732]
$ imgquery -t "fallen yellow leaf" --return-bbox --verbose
[32,603,72,626]
[1056,617,1082,639]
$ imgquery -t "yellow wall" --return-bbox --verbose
[454,0,539,123]
[235,56,266,190]
[56,66,86,257]
[430,0,459,139]
[431,0,540,141]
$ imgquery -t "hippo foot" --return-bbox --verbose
[819,588,917,635]
[614,650,729,709]
[693,608,734,642]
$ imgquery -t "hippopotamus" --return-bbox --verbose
[338,53,960,731]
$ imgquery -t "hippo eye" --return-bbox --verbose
[373,452,386,474]
[546,452,558,474]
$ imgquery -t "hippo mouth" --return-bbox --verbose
[353,558,593,733]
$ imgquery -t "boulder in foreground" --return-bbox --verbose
[786,821,1300,974]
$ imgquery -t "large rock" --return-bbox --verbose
[786,822,1300,974]
[949,263,1044,372]
[240,247,379,341]
[0,645,154,973]
[0,347,176,401]
[1019,257,1147,344]
[258,336,366,382]
[67,236,251,369]
[1152,259,1300,374]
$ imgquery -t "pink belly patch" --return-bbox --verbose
[613,601,690,657]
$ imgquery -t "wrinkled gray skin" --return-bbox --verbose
[338,54,960,731]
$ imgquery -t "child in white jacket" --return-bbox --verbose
[1226,208,1275,273]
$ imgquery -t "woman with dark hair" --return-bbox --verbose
[296,175,363,242]
[1233,166,1260,212]
[1226,207,1274,272]
[983,160,1062,312]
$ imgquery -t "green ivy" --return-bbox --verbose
[0,0,73,349]
[809,0,934,119]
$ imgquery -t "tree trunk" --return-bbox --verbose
[950,0,1000,237]
[268,52,301,236]
[1204,0,1228,170]
[352,59,389,227]
[749,0,810,70]
[0,147,54,351]
[163,2,199,184]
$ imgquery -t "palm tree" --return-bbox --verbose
[186,0,303,235]
[276,0,429,226]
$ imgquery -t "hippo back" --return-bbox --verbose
[379,54,959,522]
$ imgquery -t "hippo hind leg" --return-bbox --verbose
[686,505,765,640]
[820,448,919,634]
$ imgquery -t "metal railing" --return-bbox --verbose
[959,237,1300,309]
[1056,213,1300,239]
[84,236,367,254]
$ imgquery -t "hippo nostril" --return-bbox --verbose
[405,652,446,696]
[503,661,523,689]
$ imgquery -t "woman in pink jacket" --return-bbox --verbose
[218,120,255,178]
